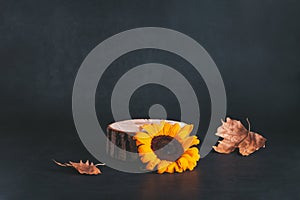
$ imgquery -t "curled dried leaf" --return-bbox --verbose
[238,131,266,156]
[213,117,267,156]
[53,160,105,175]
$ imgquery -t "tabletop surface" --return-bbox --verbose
[1,125,299,200]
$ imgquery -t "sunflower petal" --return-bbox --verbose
[187,161,196,171]
[134,132,152,146]
[181,153,197,171]
[180,148,200,171]
[191,136,200,146]
[173,162,184,173]
[165,162,176,173]
[146,158,160,171]
[165,162,182,173]
[176,124,193,141]
[138,145,152,153]
[185,147,200,161]
[142,121,165,136]
[186,147,199,156]
[177,157,189,171]
[157,160,172,174]
[181,152,193,162]
[135,137,151,146]
[162,122,172,135]
[140,152,157,163]
[134,132,151,139]
[168,123,181,137]
[182,136,195,151]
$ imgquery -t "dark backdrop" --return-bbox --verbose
[0,0,299,199]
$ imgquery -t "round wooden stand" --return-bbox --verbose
[106,119,186,162]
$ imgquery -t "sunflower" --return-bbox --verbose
[133,120,200,174]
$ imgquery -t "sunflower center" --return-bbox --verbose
[151,136,184,161]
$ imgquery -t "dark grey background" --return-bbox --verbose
[0,0,299,199]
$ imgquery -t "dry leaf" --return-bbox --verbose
[213,117,267,156]
[53,160,105,175]
[238,131,267,156]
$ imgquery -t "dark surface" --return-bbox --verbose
[1,127,299,200]
[0,0,300,199]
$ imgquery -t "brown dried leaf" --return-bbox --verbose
[213,117,267,156]
[53,160,105,175]
[238,131,266,156]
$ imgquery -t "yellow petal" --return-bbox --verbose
[182,136,195,151]
[157,168,166,174]
[165,162,184,173]
[192,154,200,162]
[134,132,151,139]
[191,136,200,146]
[165,162,176,173]
[157,160,171,168]
[176,124,193,141]
[157,160,172,174]
[168,123,181,137]
[162,122,172,135]
[173,162,184,173]
[186,147,199,158]
[165,163,175,173]
[142,121,165,136]
[146,158,160,171]
[181,153,197,171]
[140,152,157,163]
[135,137,151,146]
[134,132,152,146]
[181,153,192,160]
[185,148,200,162]
[181,147,200,165]
[138,145,152,153]
[187,161,196,171]
[177,157,189,171]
